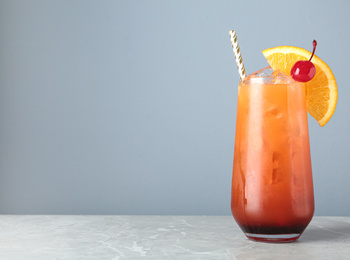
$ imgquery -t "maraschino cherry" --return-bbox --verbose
[291,40,317,82]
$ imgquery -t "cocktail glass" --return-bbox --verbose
[231,68,314,243]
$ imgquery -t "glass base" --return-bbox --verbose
[245,232,301,243]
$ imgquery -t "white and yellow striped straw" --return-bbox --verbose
[229,30,247,80]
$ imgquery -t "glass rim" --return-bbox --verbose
[239,66,300,85]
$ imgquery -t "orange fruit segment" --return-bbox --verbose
[262,46,337,127]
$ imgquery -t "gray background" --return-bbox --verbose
[0,0,349,215]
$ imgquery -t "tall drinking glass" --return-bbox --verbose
[231,70,314,242]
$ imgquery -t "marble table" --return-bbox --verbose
[0,216,349,259]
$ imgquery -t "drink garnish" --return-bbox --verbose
[291,40,317,82]
[262,44,337,127]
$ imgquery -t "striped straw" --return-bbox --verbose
[229,30,247,80]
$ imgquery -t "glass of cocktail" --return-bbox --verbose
[231,68,314,242]
[229,31,338,243]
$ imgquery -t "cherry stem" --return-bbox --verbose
[309,40,317,62]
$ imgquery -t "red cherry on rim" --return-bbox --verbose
[291,40,317,82]
[291,60,316,82]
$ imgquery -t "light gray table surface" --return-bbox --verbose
[0,215,349,259]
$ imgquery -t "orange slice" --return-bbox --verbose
[262,46,337,127]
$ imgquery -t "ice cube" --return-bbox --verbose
[271,152,284,185]
[243,67,272,84]
[266,106,283,119]
[255,66,273,77]
[244,66,296,85]
[273,70,296,84]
